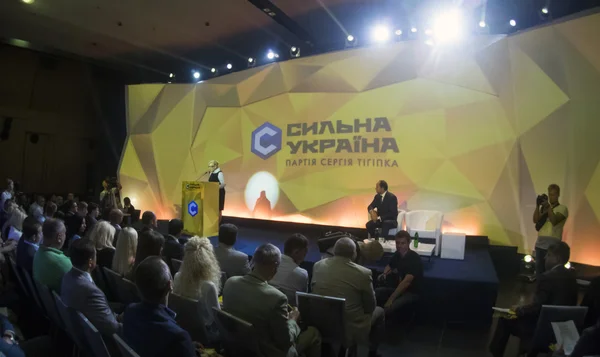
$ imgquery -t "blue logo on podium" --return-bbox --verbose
[188,201,198,217]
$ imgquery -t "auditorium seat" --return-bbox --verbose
[522,305,588,355]
[168,292,209,345]
[114,334,141,357]
[405,210,444,256]
[213,307,260,357]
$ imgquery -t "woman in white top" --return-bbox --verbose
[6,208,27,241]
[173,236,221,335]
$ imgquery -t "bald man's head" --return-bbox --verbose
[334,237,356,259]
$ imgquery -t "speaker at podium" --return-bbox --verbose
[181,181,220,237]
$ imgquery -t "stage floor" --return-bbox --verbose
[208,224,499,325]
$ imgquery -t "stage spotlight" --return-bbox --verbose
[411,27,417,33]
[524,255,533,263]
[347,34,355,42]
[290,46,300,58]
[247,57,256,68]
[211,68,216,73]
[509,19,517,27]
[395,29,402,36]
[425,39,434,46]
[432,9,465,42]
[565,262,571,269]
[345,34,358,48]
[169,73,174,78]
[267,50,275,60]
[274,53,279,58]
[21,0,34,4]
[248,57,254,63]
[541,7,549,14]
[370,25,391,43]
[479,20,486,28]
[226,63,233,70]
[425,28,433,36]
[192,71,200,79]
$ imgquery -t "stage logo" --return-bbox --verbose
[251,122,282,159]
[187,201,199,217]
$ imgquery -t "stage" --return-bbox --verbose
[208,217,499,326]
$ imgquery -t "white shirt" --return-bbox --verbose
[0,191,12,213]
[536,203,569,249]
[270,254,309,299]
[213,168,225,189]
[7,226,22,241]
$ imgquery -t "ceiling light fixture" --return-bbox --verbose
[192,71,200,79]
[226,63,232,70]
[479,20,486,28]
[509,19,517,27]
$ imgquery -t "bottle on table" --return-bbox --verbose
[414,232,419,248]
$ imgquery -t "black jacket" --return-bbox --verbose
[367,191,399,222]
[517,265,578,318]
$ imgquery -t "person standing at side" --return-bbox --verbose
[207,160,225,222]
[532,184,568,279]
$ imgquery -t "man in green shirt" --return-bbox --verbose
[33,218,72,292]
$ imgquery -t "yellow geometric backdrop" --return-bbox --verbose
[120,12,600,266]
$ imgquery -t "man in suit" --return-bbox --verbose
[16,216,42,273]
[140,211,157,233]
[223,243,321,357]
[163,219,184,274]
[123,256,197,357]
[61,239,121,337]
[366,180,398,239]
[214,223,250,278]
[489,241,578,357]
[312,238,384,357]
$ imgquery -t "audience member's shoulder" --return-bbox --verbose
[350,260,372,276]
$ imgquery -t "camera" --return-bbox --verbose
[536,193,548,206]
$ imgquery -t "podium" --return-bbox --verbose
[181,181,220,237]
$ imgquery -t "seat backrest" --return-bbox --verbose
[213,307,260,356]
[103,267,139,305]
[34,280,64,330]
[77,311,111,357]
[171,259,182,273]
[530,305,589,353]
[405,210,443,231]
[397,210,406,230]
[113,334,141,357]
[7,256,28,300]
[18,266,45,316]
[168,293,209,345]
[296,292,346,344]
[52,290,88,351]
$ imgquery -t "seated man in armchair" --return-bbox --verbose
[366,180,398,239]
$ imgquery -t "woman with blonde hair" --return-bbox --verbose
[6,208,27,241]
[112,227,138,276]
[173,236,222,334]
[88,221,116,268]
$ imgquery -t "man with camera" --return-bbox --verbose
[532,184,568,279]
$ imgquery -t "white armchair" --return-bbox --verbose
[388,210,406,237]
[405,210,444,256]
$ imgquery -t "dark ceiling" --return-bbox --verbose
[1,0,599,83]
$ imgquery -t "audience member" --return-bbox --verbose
[33,218,72,292]
[85,202,100,234]
[0,179,14,214]
[581,276,600,328]
[64,200,77,218]
[61,193,75,213]
[123,197,135,216]
[123,256,197,357]
[173,236,221,335]
[214,223,250,278]
[0,314,26,357]
[61,239,121,337]
[270,233,309,303]
[89,221,116,268]
[312,237,384,357]
[65,214,86,243]
[77,201,88,217]
[223,243,321,357]
[44,202,57,221]
[0,199,16,236]
[163,219,184,273]
[28,195,45,222]
[55,195,64,209]
[375,231,423,318]
[130,230,165,280]
[112,227,138,276]
[489,242,578,357]
[140,211,157,233]
[6,208,27,241]
[556,318,600,357]
[109,208,124,244]
[16,216,43,272]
